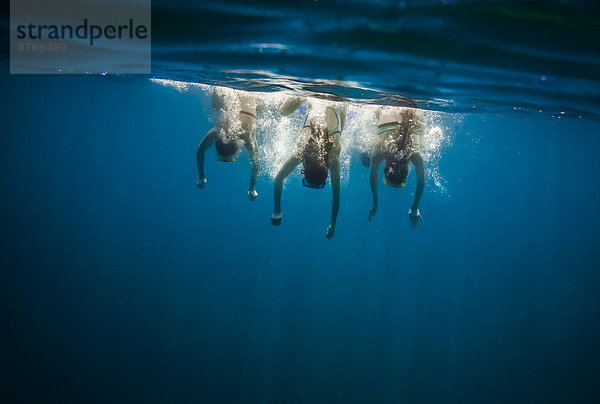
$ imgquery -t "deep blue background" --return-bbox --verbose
[2,73,600,403]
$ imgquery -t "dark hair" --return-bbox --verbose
[215,134,239,158]
[384,158,409,186]
[302,122,331,186]
[303,153,328,186]
[399,108,416,134]
[384,109,414,161]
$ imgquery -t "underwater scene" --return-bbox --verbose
[2,0,600,402]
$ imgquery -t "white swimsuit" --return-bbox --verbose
[295,104,344,157]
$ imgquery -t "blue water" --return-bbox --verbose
[2,1,600,403]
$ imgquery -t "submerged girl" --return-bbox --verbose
[270,96,348,239]
[367,106,426,228]
[196,88,261,201]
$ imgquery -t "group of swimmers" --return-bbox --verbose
[196,89,426,239]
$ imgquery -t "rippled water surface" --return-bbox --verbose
[145,0,600,118]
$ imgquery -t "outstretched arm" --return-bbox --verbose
[368,147,384,221]
[327,149,341,239]
[271,155,302,225]
[279,97,304,116]
[196,128,217,188]
[409,152,425,227]
[244,132,261,201]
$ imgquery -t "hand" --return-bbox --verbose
[248,189,258,201]
[326,224,335,239]
[270,212,282,226]
[196,177,207,189]
[368,205,378,222]
[408,208,423,228]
